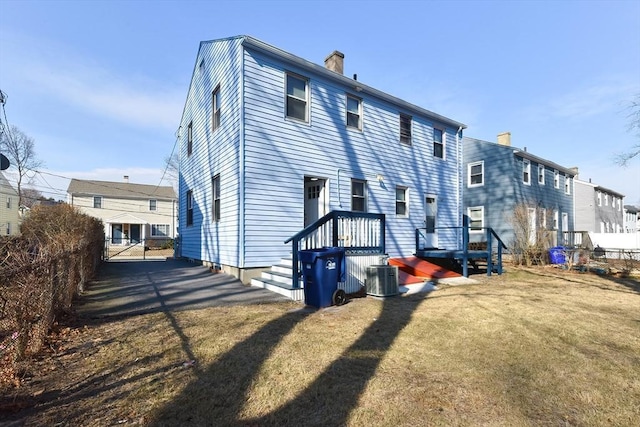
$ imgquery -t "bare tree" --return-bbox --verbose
[21,187,44,208]
[0,125,44,206]
[615,94,640,166]
[163,150,179,190]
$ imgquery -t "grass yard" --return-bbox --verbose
[1,267,639,426]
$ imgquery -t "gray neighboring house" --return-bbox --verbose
[623,205,639,233]
[67,177,177,245]
[463,133,576,248]
[574,179,624,233]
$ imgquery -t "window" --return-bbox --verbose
[604,194,609,206]
[399,114,412,144]
[617,198,621,211]
[93,196,102,209]
[186,190,193,226]
[597,192,602,206]
[286,73,308,121]
[187,121,193,156]
[564,176,571,195]
[6,197,11,209]
[149,199,157,211]
[351,179,367,212]
[523,159,531,185]
[396,186,408,216]
[468,161,484,187]
[212,86,221,131]
[554,170,560,188]
[467,206,484,232]
[562,213,569,232]
[538,164,545,185]
[6,223,10,235]
[433,128,444,158]
[151,224,170,237]
[212,175,221,222]
[346,94,362,130]
[553,210,559,230]
[541,208,547,229]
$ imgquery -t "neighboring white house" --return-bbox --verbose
[178,35,467,287]
[574,178,625,234]
[67,177,177,245]
[0,171,20,236]
[623,205,639,234]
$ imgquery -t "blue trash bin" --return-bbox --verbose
[299,247,346,308]
[549,246,566,264]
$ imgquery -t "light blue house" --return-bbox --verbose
[178,35,466,297]
[463,133,576,249]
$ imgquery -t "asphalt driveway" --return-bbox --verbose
[75,258,290,318]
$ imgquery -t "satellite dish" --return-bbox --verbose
[0,154,9,171]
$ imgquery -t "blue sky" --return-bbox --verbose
[1,0,639,203]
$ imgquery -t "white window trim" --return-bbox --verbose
[554,170,559,189]
[346,94,362,130]
[538,164,545,185]
[433,127,445,159]
[285,72,309,123]
[553,210,559,230]
[523,159,531,185]
[564,176,571,195]
[467,206,484,233]
[467,161,484,187]
[597,192,602,206]
[149,199,157,211]
[151,224,170,237]
[212,85,221,131]
[395,186,409,217]
[93,196,102,209]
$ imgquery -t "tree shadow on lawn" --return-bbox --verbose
[149,293,428,426]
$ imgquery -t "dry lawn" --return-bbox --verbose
[1,267,639,426]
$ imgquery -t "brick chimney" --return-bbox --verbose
[324,51,344,74]
[123,175,129,183]
[497,132,511,146]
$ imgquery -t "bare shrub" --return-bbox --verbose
[0,204,104,385]
[509,204,555,266]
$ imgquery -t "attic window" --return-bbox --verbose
[199,59,205,72]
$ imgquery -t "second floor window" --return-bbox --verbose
[554,170,560,188]
[212,86,221,131]
[597,192,602,206]
[433,128,444,158]
[149,199,157,211]
[399,114,411,144]
[538,164,545,185]
[468,161,484,187]
[286,73,308,122]
[6,197,11,209]
[93,196,102,209]
[346,95,362,130]
[565,176,571,195]
[186,190,193,226]
[523,159,531,185]
[351,179,367,212]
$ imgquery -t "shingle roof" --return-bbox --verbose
[67,179,176,200]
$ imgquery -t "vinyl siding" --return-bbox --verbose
[0,173,20,236]
[179,37,243,265]
[242,47,461,267]
[463,138,574,247]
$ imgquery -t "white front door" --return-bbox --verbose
[304,178,327,248]
[424,195,438,249]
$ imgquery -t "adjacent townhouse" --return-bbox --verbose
[178,35,467,285]
[462,133,576,248]
[67,177,177,245]
[623,205,639,233]
[0,172,20,236]
[574,179,624,233]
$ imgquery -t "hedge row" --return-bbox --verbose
[0,204,104,386]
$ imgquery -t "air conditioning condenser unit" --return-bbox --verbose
[365,265,398,297]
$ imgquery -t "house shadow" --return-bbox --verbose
[149,292,428,425]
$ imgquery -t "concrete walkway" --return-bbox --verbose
[75,258,291,318]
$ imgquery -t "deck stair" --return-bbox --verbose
[390,257,461,280]
[250,256,305,301]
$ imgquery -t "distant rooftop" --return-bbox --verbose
[67,179,176,200]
